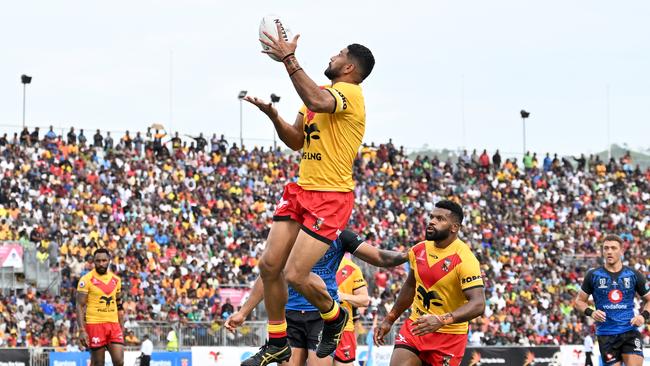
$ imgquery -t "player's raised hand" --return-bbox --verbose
[243,96,278,119]
[630,314,645,327]
[224,311,246,332]
[373,319,393,346]
[411,314,444,336]
[591,310,607,322]
[260,23,300,61]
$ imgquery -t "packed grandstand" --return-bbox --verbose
[0,126,649,350]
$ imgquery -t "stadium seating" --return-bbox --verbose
[0,128,648,347]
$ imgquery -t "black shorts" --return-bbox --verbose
[597,330,644,366]
[286,310,323,351]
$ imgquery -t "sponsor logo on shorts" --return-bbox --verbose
[91,337,101,346]
[442,356,451,366]
[395,333,407,344]
[634,338,642,352]
[277,198,289,210]
[313,217,325,231]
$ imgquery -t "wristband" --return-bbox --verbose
[283,54,301,76]
[584,308,594,317]
[281,53,295,61]
[642,310,650,322]
[289,68,303,77]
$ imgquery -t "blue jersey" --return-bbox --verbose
[286,230,364,311]
[581,266,649,336]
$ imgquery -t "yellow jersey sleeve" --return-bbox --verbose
[325,83,360,114]
[457,249,483,291]
[77,273,91,294]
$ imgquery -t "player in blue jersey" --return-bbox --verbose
[226,229,407,366]
[575,234,650,366]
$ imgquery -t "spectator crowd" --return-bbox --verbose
[0,126,648,348]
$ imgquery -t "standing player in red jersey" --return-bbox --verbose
[76,248,125,366]
[241,23,375,366]
[374,200,486,366]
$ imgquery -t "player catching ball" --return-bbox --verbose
[242,20,375,366]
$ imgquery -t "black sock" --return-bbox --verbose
[268,336,287,347]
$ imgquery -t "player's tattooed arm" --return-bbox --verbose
[353,243,408,268]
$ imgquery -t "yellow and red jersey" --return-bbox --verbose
[298,82,365,192]
[336,257,366,331]
[77,269,122,324]
[408,239,483,334]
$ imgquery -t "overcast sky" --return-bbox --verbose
[2,1,649,156]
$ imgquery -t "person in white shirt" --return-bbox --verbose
[583,334,594,366]
[469,324,484,347]
[140,334,153,366]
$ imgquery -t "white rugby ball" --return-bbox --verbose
[259,15,293,62]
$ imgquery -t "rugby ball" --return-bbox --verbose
[259,15,293,62]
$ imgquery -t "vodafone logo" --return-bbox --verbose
[608,289,623,303]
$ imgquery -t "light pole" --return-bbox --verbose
[520,109,530,157]
[238,90,247,148]
[21,75,32,128]
[270,93,281,150]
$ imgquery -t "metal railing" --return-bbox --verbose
[125,320,403,349]
[0,267,18,296]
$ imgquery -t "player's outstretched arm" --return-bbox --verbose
[224,276,265,332]
[353,243,409,268]
[374,269,416,345]
[244,96,304,151]
[76,291,89,349]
